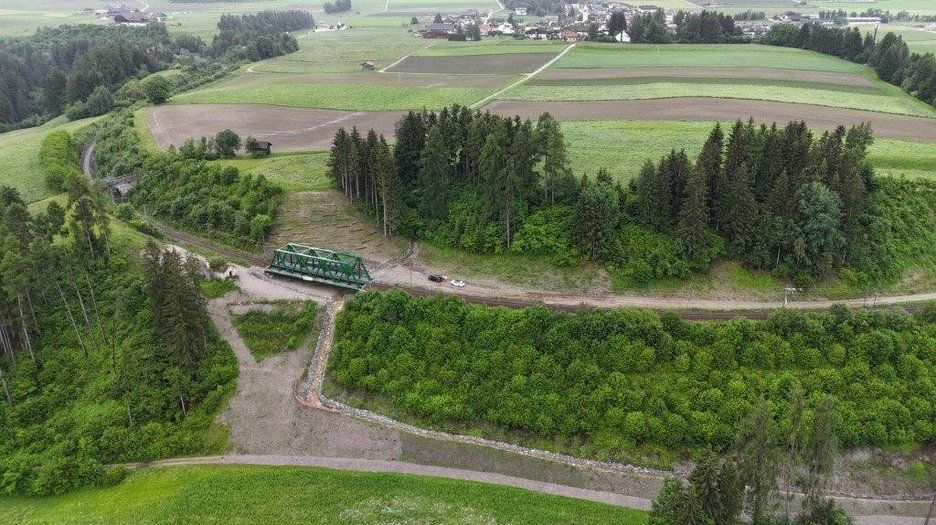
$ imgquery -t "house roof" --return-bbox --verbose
[427,23,455,32]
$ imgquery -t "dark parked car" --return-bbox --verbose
[428,274,445,282]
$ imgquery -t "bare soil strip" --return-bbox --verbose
[487,99,936,143]
[386,53,559,74]
[538,67,875,87]
[146,105,401,152]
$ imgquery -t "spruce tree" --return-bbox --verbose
[419,124,454,219]
[394,111,427,183]
[677,164,709,259]
[735,401,780,523]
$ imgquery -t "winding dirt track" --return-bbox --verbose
[487,99,936,143]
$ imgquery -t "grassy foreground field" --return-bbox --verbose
[214,153,332,192]
[0,465,646,525]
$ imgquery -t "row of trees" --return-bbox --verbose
[762,23,936,108]
[0,180,236,494]
[627,9,746,44]
[630,120,877,282]
[650,398,851,525]
[323,0,352,14]
[328,106,577,251]
[331,291,936,457]
[329,107,915,286]
[211,10,313,61]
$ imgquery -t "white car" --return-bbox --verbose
[450,279,466,288]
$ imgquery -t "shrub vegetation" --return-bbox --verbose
[330,291,936,463]
[231,302,319,361]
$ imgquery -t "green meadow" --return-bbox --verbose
[214,152,332,192]
[0,116,99,203]
[0,465,647,525]
[554,43,868,71]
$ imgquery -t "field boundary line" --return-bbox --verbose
[470,42,576,110]
[380,43,438,73]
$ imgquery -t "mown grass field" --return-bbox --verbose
[554,43,868,71]
[561,120,936,183]
[504,82,935,117]
[872,24,936,55]
[215,152,332,192]
[171,82,493,111]
[251,29,429,74]
[0,464,647,525]
[0,116,99,203]
[417,38,569,57]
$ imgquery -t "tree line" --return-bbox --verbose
[650,397,852,525]
[0,180,236,495]
[0,24,174,129]
[328,106,928,288]
[630,120,878,284]
[330,290,936,462]
[323,0,352,14]
[0,10,312,130]
[627,9,746,44]
[762,23,936,109]
[211,10,313,61]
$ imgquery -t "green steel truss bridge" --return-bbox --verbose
[265,243,373,290]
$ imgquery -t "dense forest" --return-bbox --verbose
[0,9,313,130]
[762,23,936,108]
[0,24,174,129]
[330,290,936,462]
[329,106,935,287]
[211,10,313,61]
[0,182,236,495]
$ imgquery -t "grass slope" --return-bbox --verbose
[0,465,647,525]
[214,153,332,192]
[0,115,99,203]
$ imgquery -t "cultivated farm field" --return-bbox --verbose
[500,44,936,118]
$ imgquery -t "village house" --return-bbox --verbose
[422,22,456,38]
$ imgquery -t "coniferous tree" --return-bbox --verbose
[420,124,454,219]
[735,401,780,523]
[678,164,710,258]
[374,137,400,237]
[394,111,427,183]
[573,176,620,259]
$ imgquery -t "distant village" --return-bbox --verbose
[414,2,898,43]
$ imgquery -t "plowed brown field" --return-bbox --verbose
[146,104,401,152]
